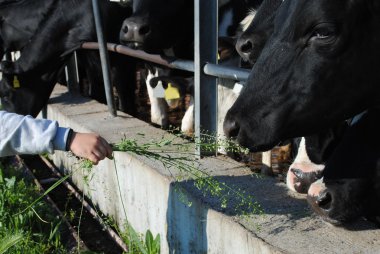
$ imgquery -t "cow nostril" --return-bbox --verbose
[224,118,240,139]
[122,25,129,34]
[139,25,150,35]
[240,40,253,54]
[316,191,332,210]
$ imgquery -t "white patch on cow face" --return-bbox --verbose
[286,137,325,192]
[240,9,256,32]
[146,69,169,128]
[181,96,194,135]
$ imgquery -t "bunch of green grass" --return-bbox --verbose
[110,133,262,215]
[0,163,66,253]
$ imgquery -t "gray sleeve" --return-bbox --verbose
[0,111,70,157]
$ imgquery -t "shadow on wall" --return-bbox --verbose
[165,174,311,253]
[167,182,208,253]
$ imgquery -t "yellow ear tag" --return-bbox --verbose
[13,76,20,88]
[217,53,220,60]
[164,83,180,100]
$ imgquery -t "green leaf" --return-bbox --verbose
[145,230,153,254]
[14,174,71,217]
[153,234,160,253]
[0,232,23,254]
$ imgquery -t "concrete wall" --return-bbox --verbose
[46,85,380,254]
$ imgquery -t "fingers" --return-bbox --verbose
[99,137,113,159]
[89,137,113,163]
[69,132,113,163]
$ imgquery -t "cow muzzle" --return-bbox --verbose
[307,178,370,224]
[120,16,151,47]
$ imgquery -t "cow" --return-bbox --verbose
[224,0,380,222]
[307,108,380,224]
[119,0,193,129]
[224,0,380,151]
[234,0,374,198]
[0,0,135,116]
[286,121,348,193]
[119,0,264,131]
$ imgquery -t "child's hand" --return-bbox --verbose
[69,132,113,164]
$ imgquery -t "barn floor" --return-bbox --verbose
[44,84,380,254]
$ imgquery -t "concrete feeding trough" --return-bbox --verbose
[44,85,380,254]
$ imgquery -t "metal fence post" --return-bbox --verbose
[65,52,79,93]
[91,0,117,116]
[194,0,218,156]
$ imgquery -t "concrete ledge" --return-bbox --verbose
[46,85,380,253]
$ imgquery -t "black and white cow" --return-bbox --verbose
[119,0,193,129]
[224,0,380,151]
[119,0,263,133]
[0,0,135,116]
[224,0,380,222]
[286,122,348,193]
[307,109,380,224]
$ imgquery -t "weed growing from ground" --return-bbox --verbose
[0,162,66,253]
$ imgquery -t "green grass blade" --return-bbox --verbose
[0,233,23,254]
[14,173,71,217]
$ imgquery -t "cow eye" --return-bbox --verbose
[309,24,337,43]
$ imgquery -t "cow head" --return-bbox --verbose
[307,109,380,224]
[236,0,282,65]
[224,0,380,152]
[119,0,193,54]
[286,121,348,193]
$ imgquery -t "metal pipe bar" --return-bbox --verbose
[82,42,251,83]
[65,51,80,93]
[82,42,195,72]
[204,63,250,81]
[194,0,218,156]
[91,0,117,116]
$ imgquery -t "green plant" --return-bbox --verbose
[75,133,262,253]
[0,233,23,254]
[0,162,66,253]
[112,134,262,215]
[15,130,261,254]
[145,230,160,254]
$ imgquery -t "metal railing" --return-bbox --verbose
[78,0,252,157]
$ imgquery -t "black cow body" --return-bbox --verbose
[0,0,135,116]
